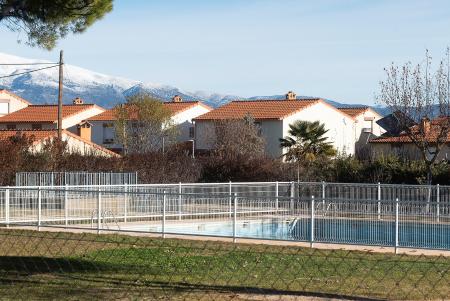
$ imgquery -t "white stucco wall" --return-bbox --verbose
[282,102,356,155]
[172,105,211,142]
[89,103,211,151]
[353,109,385,140]
[0,92,29,117]
[195,101,357,158]
[32,132,116,157]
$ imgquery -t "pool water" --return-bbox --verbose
[122,218,450,250]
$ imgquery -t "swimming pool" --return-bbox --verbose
[121,217,450,250]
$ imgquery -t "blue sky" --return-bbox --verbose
[2,0,450,104]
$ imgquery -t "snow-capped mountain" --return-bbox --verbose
[0,52,386,114]
[0,52,240,108]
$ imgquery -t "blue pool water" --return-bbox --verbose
[123,218,450,250]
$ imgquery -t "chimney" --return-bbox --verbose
[77,121,92,141]
[73,97,84,105]
[285,91,296,100]
[420,117,431,135]
[172,95,182,102]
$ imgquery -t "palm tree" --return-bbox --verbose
[280,120,337,181]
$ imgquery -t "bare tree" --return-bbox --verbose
[377,49,450,184]
[213,114,265,159]
[114,94,178,154]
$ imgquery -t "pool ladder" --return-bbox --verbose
[90,210,121,231]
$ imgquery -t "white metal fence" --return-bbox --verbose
[0,184,449,252]
[15,172,138,186]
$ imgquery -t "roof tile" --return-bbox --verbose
[194,99,321,121]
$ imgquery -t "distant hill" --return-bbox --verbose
[0,52,386,114]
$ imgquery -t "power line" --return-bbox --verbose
[0,64,60,80]
[0,62,58,66]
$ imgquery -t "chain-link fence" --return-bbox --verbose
[0,228,449,300]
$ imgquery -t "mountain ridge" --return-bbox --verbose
[0,52,388,115]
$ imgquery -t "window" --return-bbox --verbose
[189,127,195,138]
[103,123,115,144]
[32,124,42,130]
[6,124,16,130]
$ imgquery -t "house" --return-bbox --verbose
[337,107,385,156]
[0,129,119,157]
[0,98,105,135]
[0,89,31,117]
[87,95,212,152]
[194,91,360,158]
[369,117,450,161]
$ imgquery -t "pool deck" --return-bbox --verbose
[10,221,450,257]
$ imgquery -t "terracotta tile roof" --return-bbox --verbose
[337,107,369,118]
[0,129,120,157]
[0,104,98,123]
[370,117,450,143]
[0,129,56,142]
[0,89,32,105]
[88,101,211,121]
[193,99,322,121]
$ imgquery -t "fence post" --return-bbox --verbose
[377,182,381,220]
[436,184,440,223]
[310,196,315,248]
[64,184,68,227]
[5,186,10,228]
[178,182,182,220]
[229,181,232,218]
[321,181,326,209]
[97,187,101,234]
[124,183,128,223]
[394,198,399,254]
[162,190,166,239]
[233,193,237,243]
[275,181,279,211]
[290,181,295,210]
[37,187,42,231]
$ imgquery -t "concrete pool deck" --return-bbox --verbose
[10,221,450,257]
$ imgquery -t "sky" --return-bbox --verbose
[2,0,450,105]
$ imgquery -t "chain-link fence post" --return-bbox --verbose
[290,181,295,209]
[233,193,237,243]
[310,195,315,248]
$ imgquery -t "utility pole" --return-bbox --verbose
[57,50,64,140]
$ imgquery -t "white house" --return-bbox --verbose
[0,97,105,135]
[337,107,385,156]
[0,89,31,117]
[87,95,212,152]
[194,91,385,158]
[0,129,119,157]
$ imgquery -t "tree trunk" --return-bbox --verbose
[426,163,433,185]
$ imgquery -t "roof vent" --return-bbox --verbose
[285,91,296,100]
[73,97,84,105]
[172,95,182,102]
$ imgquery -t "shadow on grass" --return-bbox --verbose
[0,256,382,301]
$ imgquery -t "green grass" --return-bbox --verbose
[0,229,449,300]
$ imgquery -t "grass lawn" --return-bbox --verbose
[0,228,449,300]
